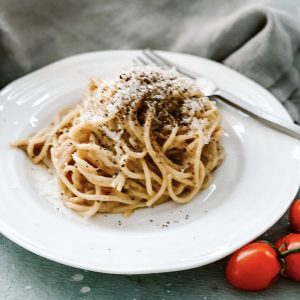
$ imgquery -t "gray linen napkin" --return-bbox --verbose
[1,0,300,121]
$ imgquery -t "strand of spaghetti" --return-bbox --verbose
[81,201,101,217]
[150,171,162,184]
[116,172,126,191]
[173,183,186,195]
[111,172,124,188]
[57,145,76,167]
[95,186,101,195]
[32,109,79,164]
[65,202,91,212]
[201,173,212,190]
[164,169,195,186]
[128,190,150,200]
[116,148,145,180]
[126,193,149,201]
[144,112,168,206]
[124,179,146,191]
[202,107,217,117]
[186,138,198,152]
[27,134,47,146]
[128,117,145,144]
[116,112,142,145]
[121,142,147,158]
[141,158,154,195]
[165,165,193,180]
[110,202,147,213]
[20,127,49,151]
[128,137,138,148]
[68,167,83,190]
[11,138,29,147]
[72,155,113,186]
[63,196,84,204]
[52,149,134,204]
[167,163,205,203]
[97,201,119,212]
[75,143,117,169]
[41,155,52,169]
[69,120,98,143]
[155,141,195,184]
[162,125,178,153]
[173,133,196,143]
[120,165,144,179]
[71,154,97,173]
[55,139,72,157]
[204,143,218,172]
[194,130,205,186]
[152,138,184,171]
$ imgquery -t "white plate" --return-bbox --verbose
[1,50,300,274]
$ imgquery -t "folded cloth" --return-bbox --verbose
[172,4,300,122]
[0,0,299,121]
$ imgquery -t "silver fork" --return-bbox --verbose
[133,49,300,140]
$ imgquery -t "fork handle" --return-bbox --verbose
[213,89,300,140]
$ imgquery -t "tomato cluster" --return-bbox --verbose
[226,199,300,291]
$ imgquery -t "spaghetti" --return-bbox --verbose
[14,66,224,217]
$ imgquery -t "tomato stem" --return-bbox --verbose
[280,248,300,257]
[258,240,281,255]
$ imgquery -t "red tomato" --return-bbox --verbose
[275,233,300,282]
[289,199,300,232]
[226,242,281,291]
